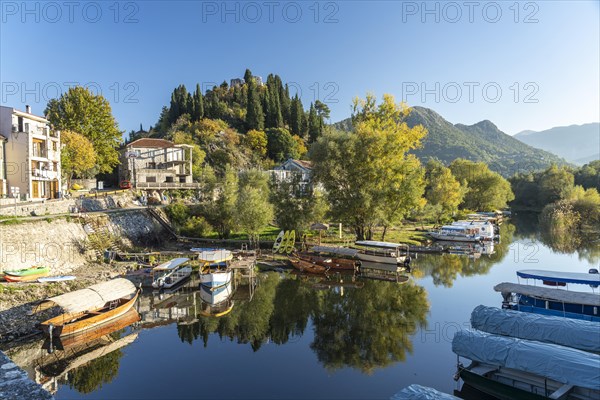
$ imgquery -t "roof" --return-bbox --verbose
[311,246,359,257]
[471,305,600,353]
[293,159,313,169]
[517,269,600,286]
[494,282,600,307]
[453,329,600,390]
[127,138,175,149]
[153,257,190,271]
[355,240,409,249]
[0,134,7,141]
[33,278,137,314]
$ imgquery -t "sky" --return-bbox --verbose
[1,0,599,136]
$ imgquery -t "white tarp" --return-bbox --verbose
[471,305,600,353]
[391,384,459,400]
[452,329,600,390]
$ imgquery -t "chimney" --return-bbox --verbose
[25,105,31,114]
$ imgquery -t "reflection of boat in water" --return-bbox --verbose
[35,278,140,337]
[289,257,328,274]
[453,329,600,400]
[354,241,410,265]
[198,281,234,317]
[358,261,409,283]
[151,257,192,289]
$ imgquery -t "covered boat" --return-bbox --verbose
[35,278,139,337]
[517,269,600,287]
[191,248,233,264]
[428,225,482,242]
[494,282,600,322]
[151,257,192,289]
[470,305,600,353]
[391,384,459,400]
[354,241,409,265]
[453,329,600,400]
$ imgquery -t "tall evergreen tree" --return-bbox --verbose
[244,68,253,84]
[289,95,304,136]
[192,83,204,121]
[308,103,321,143]
[246,78,264,131]
[281,84,291,126]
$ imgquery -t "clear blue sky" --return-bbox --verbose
[1,1,598,135]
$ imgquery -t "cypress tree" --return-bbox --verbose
[192,83,204,121]
[308,103,320,143]
[244,68,253,84]
[246,79,264,131]
[289,95,304,136]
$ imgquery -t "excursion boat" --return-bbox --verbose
[451,220,497,240]
[470,305,600,353]
[298,246,360,270]
[191,248,233,265]
[198,281,234,318]
[453,329,600,400]
[151,258,192,289]
[35,278,140,337]
[353,241,410,265]
[517,269,600,288]
[494,282,600,322]
[428,225,482,242]
[289,257,328,274]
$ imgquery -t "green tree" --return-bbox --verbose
[191,83,204,121]
[307,103,320,143]
[244,129,268,159]
[575,161,600,191]
[266,128,300,161]
[425,159,465,222]
[204,166,239,239]
[45,86,122,174]
[311,94,427,240]
[538,164,575,205]
[246,77,264,131]
[450,158,514,210]
[289,95,304,137]
[60,130,97,188]
[236,169,273,245]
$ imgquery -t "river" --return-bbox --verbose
[5,214,599,399]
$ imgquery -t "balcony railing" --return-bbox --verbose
[32,149,47,158]
[32,169,58,180]
[135,182,200,189]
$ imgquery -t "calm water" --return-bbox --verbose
[6,214,599,399]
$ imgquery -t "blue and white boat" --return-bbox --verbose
[517,269,600,288]
[198,281,234,317]
[151,258,192,289]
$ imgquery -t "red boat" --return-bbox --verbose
[296,251,358,271]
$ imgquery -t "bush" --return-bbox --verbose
[165,202,190,226]
[180,216,213,238]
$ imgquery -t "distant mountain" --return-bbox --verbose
[332,107,568,177]
[514,123,600,165]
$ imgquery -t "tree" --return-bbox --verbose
[307,103,321,143]
[450,158,514,210]
[538,164,575,205]
[289,95,304,137]
[244,129,268,159]
[311,94,427,240]
[45,86,122,174]
[425,159,465,223]
[575,161,600,191]
[266,128,301,162]
[191,83,204,121]
[236,171,273,246]
[60,130,97,188]
[246,77,264,131]
[204,166,238,239]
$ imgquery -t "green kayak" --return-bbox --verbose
[5,266,50,277]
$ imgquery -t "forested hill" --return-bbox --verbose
[333,106,567,177]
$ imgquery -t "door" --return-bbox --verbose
[32,181,39,198]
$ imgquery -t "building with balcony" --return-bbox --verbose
[269,158,315,191]
[120,138,199,189]
[0,134,6,197]
[0,105,61,199]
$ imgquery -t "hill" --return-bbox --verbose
[514,123,600,165]
[333,107,568,177]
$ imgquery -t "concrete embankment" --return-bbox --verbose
[0,351,53,400]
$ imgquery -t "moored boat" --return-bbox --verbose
[191,248,233,265]
[428,225,482,242]
[35,278,140,337]
[289,257,328,274]
[517,269,600,287]
[199,265,232,289]
[151,257,192,289]
[354,241,410,265]
[453,329,600,400]
[296,249,358,271]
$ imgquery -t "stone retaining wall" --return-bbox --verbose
[0,351,54,400]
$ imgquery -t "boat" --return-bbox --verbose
[289,257,328,274]
[272,230,285,252]
[517,269,600,288]
[35,278,139,337]
[38,276,76,283]
[199,263,232,289]
[428,225,482,242]
[5,266,50,277]
[4,271,50,282]
[151,258,192,289]
[278,231,290,254]
[191,248,233,265]
[453,329,600,400]
[391,384,459,399]
[297,248,359,271]
[354,241,410,265]
[284,230,296,253]
[470,305,600,353]
[198,282,235,317]
[495,282,600,322]
[451,220,496,240]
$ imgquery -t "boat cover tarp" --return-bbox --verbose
[452,329,600,390]
[310,246,358,257]
[33,278,137,314]
[390,384,459,400]
[153,257,189,271]
[494,282,600,307]
[355,240,407,249]
[471,305,600,352]
[517,269,600,285]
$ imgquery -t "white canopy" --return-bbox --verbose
[33,278,137,314]
[311,246,359,257]
[153,257,189,271]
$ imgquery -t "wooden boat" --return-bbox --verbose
[354,241,410,265]
[296,251,358,271]
[289,257,328,274]
[151,257,192,289]
[5,266,50,277]
[4,271,50,282]
[453,329,600,400]
[35,278,139,337]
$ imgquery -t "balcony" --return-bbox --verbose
[135,182,201,190]
[32,148,48,158]
[32,169,58,180]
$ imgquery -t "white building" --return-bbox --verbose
[270,158,315,191]
[0,106,61,200]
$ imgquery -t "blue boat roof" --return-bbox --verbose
[517,269,600,285]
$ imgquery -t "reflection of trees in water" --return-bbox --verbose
[310,280,428,373]
[66,349,123,394]
[176,273,429,372]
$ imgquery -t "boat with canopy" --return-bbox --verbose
[151,257,192,289]
[353,241,410,265]
[517,269,600,287]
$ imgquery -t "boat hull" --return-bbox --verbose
[356,253,404,265]
[289,258,328,274]
[4,272,49,282]
[5,266,50,277]
[429,232,481,242]
[41,290,140,337]
[459,369,547,400]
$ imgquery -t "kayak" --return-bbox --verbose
[38,276,76,283]
[5,266,50,277]
[4,272,50,282]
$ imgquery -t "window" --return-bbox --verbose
[52,141,58,151]
[145,176,156,183]
[179,176,187,183]
[18,117,23,132]
[165,176,174,183]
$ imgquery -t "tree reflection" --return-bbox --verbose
[310,280,429,373]
[66,349,123,394]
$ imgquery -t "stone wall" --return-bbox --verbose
[0,351,54,400]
